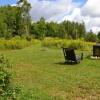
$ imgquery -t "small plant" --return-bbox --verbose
[0,55,11,94]
[0,54,21,100]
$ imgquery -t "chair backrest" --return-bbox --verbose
[63,48,76,61]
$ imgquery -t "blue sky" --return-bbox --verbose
[0,0,86,6]
[0,0,100,33]
[0,0,17,5]
[73,0,86,6]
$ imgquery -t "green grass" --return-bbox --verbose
[0,45,100,100]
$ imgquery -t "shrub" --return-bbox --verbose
[84,33,97,42]
[0,54,21,100]
[67,40,84,50]
[42,37,62,48]
[42,37,95,50]
[0,37,40,50]
[0,54,11,95]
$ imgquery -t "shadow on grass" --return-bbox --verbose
[55,62,78,65]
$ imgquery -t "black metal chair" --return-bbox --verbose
[63,48,83,64]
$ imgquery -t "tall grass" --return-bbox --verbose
[0,37,40,50]
[0,37,95,50]
[42,37,95,50]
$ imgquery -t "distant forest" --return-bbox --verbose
[0,0,100,42]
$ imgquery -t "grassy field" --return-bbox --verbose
[1,45,100,100]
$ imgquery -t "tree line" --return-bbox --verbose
[0,0,100,42]
[31,17,86,39]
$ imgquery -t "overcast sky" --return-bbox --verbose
[0,0,100,33]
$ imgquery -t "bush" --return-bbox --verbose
[42,38,60,48]
[42,37,95,50]
[84,33,97,42]
[0,54,21,100]
[67,40,84,50]
[0,37,40,50]
[0,54,11,95]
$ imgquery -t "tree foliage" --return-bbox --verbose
[31,19,86,39]
[85,30,97,42]
[17,0,31,36]
[0,6,18,39]
[0,3,98,41]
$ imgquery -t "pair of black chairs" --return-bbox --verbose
[63,48,83,64]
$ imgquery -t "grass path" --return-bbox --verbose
[1,46,100,100]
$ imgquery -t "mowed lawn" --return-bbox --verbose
[1,45,100,100]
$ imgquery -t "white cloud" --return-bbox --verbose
[62,0,100,33]
[62,8,82,22]
[29,0,100,33]
[29,0,74,21]
[81,0,100,17]
[81,0,100,33]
